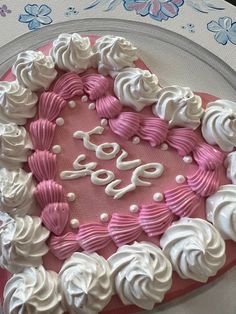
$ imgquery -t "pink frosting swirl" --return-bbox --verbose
[34,180,65,209]
[39,92,66,121]
[82,73,109,100]
[96,95,122,119]
[193,143,225,170]
[30,119,56,151]
[109,112,141,139]
[49,232,80,260]
[28,151,57,182]
[53,72,83,100]
[137,117,168,147]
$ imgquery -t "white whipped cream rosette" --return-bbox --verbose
[206,185,236,242]
[0,213,49,273]
[152,85,204,129]
[202,99,236,152]
[12,50,57,91]
[114,67,160,112]
[50,33,94,73]
[225,152,236,184]
[0,123,32,169]
[0,168,36,217]
[160,218,226,282]
[108,242,172,310]
[3,265,63,314]
[0,80,38,125]
[59,252,113,314]
[93,35,138,76]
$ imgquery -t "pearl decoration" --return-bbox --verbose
[129,204,139,213]
[52,145,61,154]
[183,155,193,164]
[67,192,76,202]
[160,143,169,151]
[56,117,64,126]
[70,219,79,229]
[100,213,109,222]
[100,118,108,126]
[88,102,96,110]
[153,192,164,202]
[132,136,140,144]
[81,95,88,102]
[68,100,76,108]
[175,175,186,184]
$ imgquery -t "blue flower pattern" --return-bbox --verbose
[207,16,236,45]
[19,4,52,30]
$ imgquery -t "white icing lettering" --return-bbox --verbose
[73,126,104,151]
[96,143,120,160]
[131,163,164,187]
[116,149,141,170]
[91,169,115,185]
[73,154,97,171]
[105,180,136,200]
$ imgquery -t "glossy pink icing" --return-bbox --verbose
[193,143,225,170]
[34,180,65,209]
[39,92,66,121]
[96,95,122,119]
[49,232,80,260]
[109,112,141,139]
[82,73,109,100]
[41,202,69,235]
[28,150,57,182]
[53,72,84,100]
[30,119,56,151]
[187,168,220,197]
[137,117,168,147]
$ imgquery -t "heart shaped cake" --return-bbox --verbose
[0,33,236,314]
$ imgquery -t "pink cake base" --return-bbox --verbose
[1,35,236,314]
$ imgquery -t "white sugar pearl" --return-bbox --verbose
[70,219,79,229]
[56,117,64,126]
[153,192,164,202]
[52,145,61,154]
[68,100,76,108]
[175,175,186,184]
[183,155,193,164]
[88,102,96,110]
[129,204,139,213]
[100,118,108,126]
[100,213,109,222]
[81,95,88,102]
[160,143,169,151]
[67,192,76,202]
[132,136,140,144]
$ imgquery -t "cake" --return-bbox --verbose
[0,33,236,314]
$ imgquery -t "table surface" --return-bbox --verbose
[0,1,236,314]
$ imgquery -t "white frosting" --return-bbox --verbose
[93,35,138,76]
[153,85,204,129]
[225,152,236,184]
[114,67,160,112]
[108,242,172,310]
[96,142,120,160]
[160,218,226,282]
[0,168,36,217]
[116,149,141,170]
[201,99,236,152]
[3,266,63,314]
[51,33,93,73]
[12,50,57,91]
[0,214,49,273]
[206,185,236,241]
[0,123,32,169]
[0,80,37,125]
[91,169,115,185]
[73,126,104,151]
[59,252,113,314]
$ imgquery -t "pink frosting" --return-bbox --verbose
[82,73,109,100]
[137,117,168,147]
[187,168,220,197]
[49,232,80,260]
[193,143,225,170]
[109,112,141,139]
[28,150,57,182]
[108,214,142,247]
[53,72,83,100]
[39,92,66,121]
[96,95,122,119]
[165,184,201,217]
[166,128,199,156]
[139,203,175,236]
[34,180,65,209]
[41,202,69,235]
[30,119,56,151]
[78,223,112,252]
